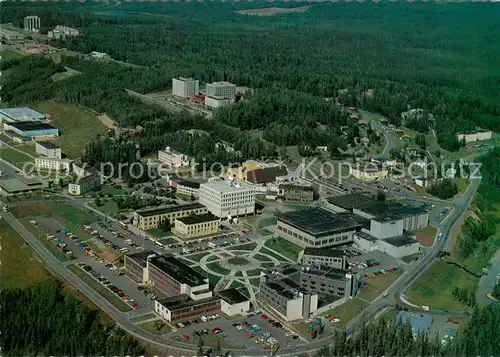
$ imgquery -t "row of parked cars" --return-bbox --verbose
[77,263,138,308]
[175,313,222,329]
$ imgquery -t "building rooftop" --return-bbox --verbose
[303,247,346,258]
[383,235,419,247]
[36,141,60,149]
[208,81,236,86]
[217,288,249,304]
[149,255,207,287]
[135,202,205,218]
[396,311,433,334]
[263,280,305,300]
[126,250,156,268]
[0,177,44,193]
[278,183,314,192]
[356,202,428,222]
[301,266,349,281]
[354,231,378,242]
[156,294,220,311]
[276,208,364,238]
[177,179,201,189]
[246,165,288,184]
[176,213,220,225]
[200,180,254,194]
[0,107,45,122]
[8,121,57,132]
[178,77,196,82]
[326,193,376,211]
[35,157,73,163]
[74,174,101,185]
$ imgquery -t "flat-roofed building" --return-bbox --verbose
[0,28,25,42]
[155,294,221,323]
[457,129,492,143]
[133,203,208,230]
[278,183,314,202]
[353,202,429,237]
[300,247,347,269]
[350,164,388,181]
[325,193,376,213]
[172,77,200,98]
[68,174,101,195]
[275,208,366,248]
[199,180,255,218]
[378,235,420,258]
[148,255,210,298]
[172,213,221,239]
[4,121,58,140]
[35,141,62,159]
[35,157,73,172]
[206,81,236,100]
[124,251,155,283]
[205,96,233,108]
[175,179,201,198]
[157,146,190,168]
[217,288,251,316]
[0,107,46,123]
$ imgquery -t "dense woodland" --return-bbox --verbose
[0,281,144,356]
[1,1,500,152]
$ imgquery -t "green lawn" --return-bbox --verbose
[68,265,132,312]
[357,271,402,302]
[261,262,277,269]
[0,147,33,166]
[0,220,52,289]
[257,216,277,228]
[159,237,178,245]
[284,203,313,211]
[264,237,302,262]
[192,266,220,286]
[246,268,262,277]
[30,100,108,158]
[455,179,469,194]
[89,200,121,218]
[253,253,272,262]
[147,228,173,238]
[318,298,370,328]
[14,143,39,157]
[259,247,290,262]
[0,49,24,61]
[130,313,158,323]
[206,262,231,275]
[185,251,211,262]
[228,242,258,251]
[249,278,261,287]
[88,185,133,197]
[406,261,479,311]
[139,320,171,335]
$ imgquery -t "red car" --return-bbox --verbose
[212,327,223,333]
[261,314,270,320]
[183,334,190,340]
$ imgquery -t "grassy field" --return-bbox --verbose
[158,237,177,245]
[259,247,290,262]
[0,220,52,288]
[257,216,277,228]
[171,333,245,349]
[406,261,479,311]
[68,265,132,312]
[206,262,231,275]
[130,313,158,323]
[253,253,272,262]
[357,271,403,302]
[317,298,369,328]
[0,147,33,167]
[246,268,263,277]
[416,225,437,247]
[147,228,173,238]
[264,237,302,262]
[30,100,108,158]
[0,49,23,61]
[228,242,258,251]
[89,200,121,218]
[185,251,211,262]
[139,321,171,335]
[13,143,39,157]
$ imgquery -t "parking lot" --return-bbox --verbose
[171,312,302,350]
[167,232,252,255]
[347,249,405,277]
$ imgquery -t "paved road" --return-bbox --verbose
[476,250,500,305]
[371,118,396,160]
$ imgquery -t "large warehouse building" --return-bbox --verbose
[4,121,59,140]
[0,107,46,123]
[275,208,367,248]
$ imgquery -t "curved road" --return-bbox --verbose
[1,157,485,356]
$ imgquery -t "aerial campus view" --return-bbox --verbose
[0,1,500,357]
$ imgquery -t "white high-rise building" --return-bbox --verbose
[24,16,41,32]
[172,77,199,98]
[199,180,255,218]
[206,81,236,100]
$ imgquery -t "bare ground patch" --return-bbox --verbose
[237,5,310,16]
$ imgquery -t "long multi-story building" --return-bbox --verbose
[199,180,255,218]
[349,164,388,181]
[206,81,236,99]
[35,141,62,159]
[157,146,190,168]
[276,208,367,248]
[24,16,40,32]
[300,247,347,269]
[278,183,314,202]
[175,179,201,198]
[124,251,155,283]
[35,157,73,172]
[48,25,80,40]
[68,174,101,195]
[133,203,208,230]
[172,213,221,240]
[172,77,200,98]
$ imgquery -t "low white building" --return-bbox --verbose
[198,179,255,218]
[205,96,233,108]
[90,51,107,59]
[217,288,251,316]
[378,235,420,258]
[35,157,73,172]
[35,141,62,159]
[457,130,492,143]
[158,146,190,168]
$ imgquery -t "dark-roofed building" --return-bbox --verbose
[325,193,376,213]
[133,202,208,230]
[148,255,211,298]
[353,202,429,238]
[124,250,156,283]
[379,234,420,258]
[276,208,366,248]
[300,247,347,269]
[172,213,221,239]
[217,288,251,316]
[155,294,221,322]
[176,179,202,198]
[4,121,59,139]
[246,165,288,184]
[278,183,315,202]
[35,141,61,159]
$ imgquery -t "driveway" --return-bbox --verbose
[476,250,500,304]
